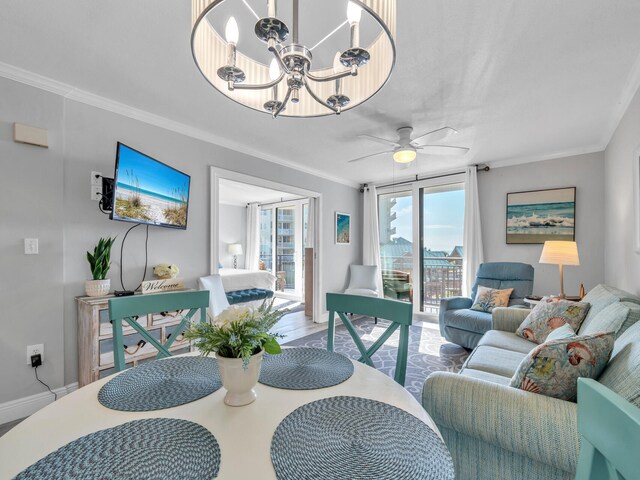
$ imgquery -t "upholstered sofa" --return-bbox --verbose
[424,284,640,480]
[439,262,535,349]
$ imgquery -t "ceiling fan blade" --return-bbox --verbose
[358,134,400,147]
[347,151,394,163]
[416,145,470,156]
[412,126,458,145]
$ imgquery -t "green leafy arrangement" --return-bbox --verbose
[184,300,286,367]
[86,237,116,280]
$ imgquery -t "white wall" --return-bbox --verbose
[479,152,605,296]
[0,76,362,405]
[218,204,246,268]
[604,87,640,294]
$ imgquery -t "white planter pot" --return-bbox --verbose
[85,279,111,297]
[216,350,264,406]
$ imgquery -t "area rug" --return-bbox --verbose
[284,317,469,402]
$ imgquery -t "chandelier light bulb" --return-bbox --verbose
[225,16,239,44]
[347,2,362,25]
[269,58,280,81]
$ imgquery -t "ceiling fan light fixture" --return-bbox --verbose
[393,148,417,163]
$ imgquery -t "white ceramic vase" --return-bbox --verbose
[85,279,111,297]
[216,350,264,406]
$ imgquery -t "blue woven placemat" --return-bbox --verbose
[15,418,220,479]
[259,348,354,390]
[271,396,454,480]
[98,356,221,411]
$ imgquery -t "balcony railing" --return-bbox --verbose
[260,253,295,290]
[380,255,463,313]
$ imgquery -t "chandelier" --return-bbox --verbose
[191,0,396,118]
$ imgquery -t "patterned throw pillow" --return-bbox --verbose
[470,286,514,313]
[516,297,590,344]
[510,332,614,401]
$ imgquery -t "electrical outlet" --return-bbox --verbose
[91,185,102,201]
[90,171,102,186]
[27,344,44,365]
[91,171,102,201]
[24,238,39,255]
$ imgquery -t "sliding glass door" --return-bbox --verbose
[420,183,465,314]
[377,177,465,317]
[378,191,413,303]
[259,199,308,300]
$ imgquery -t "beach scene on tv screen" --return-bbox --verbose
[114,145,189,227]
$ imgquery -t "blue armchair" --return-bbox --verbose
[439,262,534,349]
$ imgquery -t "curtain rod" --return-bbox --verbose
[362,164,490,192]
[248,197,307,208]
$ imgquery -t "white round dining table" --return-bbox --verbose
[0,352,441,479]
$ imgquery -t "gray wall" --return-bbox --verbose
[0,76,362,404]
[604,87,640,294]
[218,204,246,268]
[479,152,605,296]
[0,79,65,403]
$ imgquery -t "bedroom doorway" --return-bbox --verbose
[210,168,322,322]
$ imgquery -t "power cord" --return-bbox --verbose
[119,223,150,292]
[34,367,57,401]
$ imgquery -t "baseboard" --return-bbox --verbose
[0,382,79,425]
[314,311,330,324]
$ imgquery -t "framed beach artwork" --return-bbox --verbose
[335,212,351,245]
[506,187,576,244]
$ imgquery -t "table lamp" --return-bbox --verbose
[228,243,243,269]
[539,241,580,298]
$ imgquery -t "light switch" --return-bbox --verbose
[24,238,39,255]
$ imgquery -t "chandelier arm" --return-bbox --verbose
[230,73,285,91]
[302,77,338,113]
[305,69,354,84]
[273,87,292,118]
[269,48,291,75]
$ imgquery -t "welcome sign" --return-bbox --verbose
[141,277,185,294]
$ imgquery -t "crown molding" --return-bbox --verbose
[485,144,605,170]
[0,61,359,189]
[601,49,640,149]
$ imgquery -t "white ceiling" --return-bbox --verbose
[219,178,302,206]
[2,1,640,185]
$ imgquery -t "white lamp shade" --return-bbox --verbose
[228,243,243,255]
[539,241,580,266]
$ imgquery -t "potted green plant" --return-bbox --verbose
[184,300,286,406]
[85,236,116,297]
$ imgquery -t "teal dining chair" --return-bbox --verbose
[109,290,210,372]
[575,378,640,480]
[326,292,413,386]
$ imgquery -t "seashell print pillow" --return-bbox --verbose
[470,286,514,313]
[510,331,614,401]
[516,297,590,344]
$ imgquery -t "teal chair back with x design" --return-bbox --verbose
[575,378,640,480]
[326,292,413,386]
[109,290,210,372]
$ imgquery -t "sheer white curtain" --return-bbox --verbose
[463,166,484,296]
[363,185,384,297]
[245,203,260,270]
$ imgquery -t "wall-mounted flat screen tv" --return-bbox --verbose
[110,143,191,229]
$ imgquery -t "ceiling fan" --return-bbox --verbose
[349,126,469,164]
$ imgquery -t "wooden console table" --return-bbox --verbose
[76,293,194,387]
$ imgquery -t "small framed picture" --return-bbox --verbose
[335,212,351,245]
